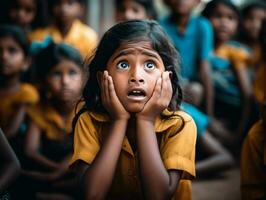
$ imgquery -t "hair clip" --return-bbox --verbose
[30,36,54,56]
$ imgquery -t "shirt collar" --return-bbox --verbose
[89,109,179,133]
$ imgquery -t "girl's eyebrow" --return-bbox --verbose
[112,49,160,61]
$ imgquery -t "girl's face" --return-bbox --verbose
[242,8,266,41]
[46,59,83,103]
[9,0,36,28]
[0,36,27,76]
[53,0,82,25]
[164,0,199,15]
[106,41,165,113]
[116,0,148,21]
[209,4,238,43]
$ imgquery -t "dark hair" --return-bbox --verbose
[0,25,29,56]
[202,0,240,19]
[82,19,182,115]
[260,19,266,60]
[0,0,48,29]
[241,1,266,19]
[115,0,157,19]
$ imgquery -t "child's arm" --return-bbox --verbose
[3,104,26,139]
[199,60,214,116]
[196,131,234,177]
[234,65,252,140]
[0,128,20,192]
[136,72,181,199]
[83,71,129,199]
[24,120,66,172]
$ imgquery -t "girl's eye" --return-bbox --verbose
[144,62,155,70]
[117,61,129,70]
[8,47,18,54]
[69,69,78,76]
[50,71,61,79]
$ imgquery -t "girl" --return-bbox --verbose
[115,0,157,21]
[21,40,85,199]
[70,20,196,200]
[238,1,266,68]
[29,0,98,58]
[241,23,266,197]
[202,0,252,146]
[0,25,39,140]
[0,128,20,200]
[0,0,48,33]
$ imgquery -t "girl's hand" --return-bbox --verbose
[99,70,130,120]
[136,71,172,122]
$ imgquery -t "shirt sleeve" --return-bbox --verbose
[18,84,39,105]
[70,112,101,165]
[160,112,197,179]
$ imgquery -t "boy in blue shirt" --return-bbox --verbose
[159,0,214,116]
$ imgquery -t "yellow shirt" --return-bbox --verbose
[0,83,39,127]
[29,20,98,58]
[241,120,266,200]
[215,42,250,70]
[27,103,74,140]
[70,110,197,200]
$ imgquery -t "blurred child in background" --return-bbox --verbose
[240,19,266,200]
[0,25,39,143]
[0,128,20,200]
[0,0,48,33]
[29,0,98,59]
[160,0,214,117]
[202,0,252,148]
[17,40,85,199]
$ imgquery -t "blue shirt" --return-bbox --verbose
[210,41,251,106]
[159,15,213,81]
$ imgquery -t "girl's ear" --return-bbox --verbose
[22,57,32,72]
[96,71,103,85]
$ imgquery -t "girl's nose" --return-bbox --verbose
[129,67,145,84]
[62,75,71,85]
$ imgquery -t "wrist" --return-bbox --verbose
[136,114,156,124]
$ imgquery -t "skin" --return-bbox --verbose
[0,36,29,139]
[115,0,149,21]
[0,128,20,192]
[9,0,37,29]
[52,0,83,37]
[209,3,238,45]
[196,131,234,177]
[210,4,252,143]
[24,59,83,188]
[242,8,266,44]
[77,41,181,200]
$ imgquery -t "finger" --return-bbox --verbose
[161,72,172,101]
[153,77,162,99]
[103,71,110,102]
[107,75,117,102]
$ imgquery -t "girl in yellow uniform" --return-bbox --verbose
[0,25,39,140]
[19,40,85,199]
[71,20,197,200]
